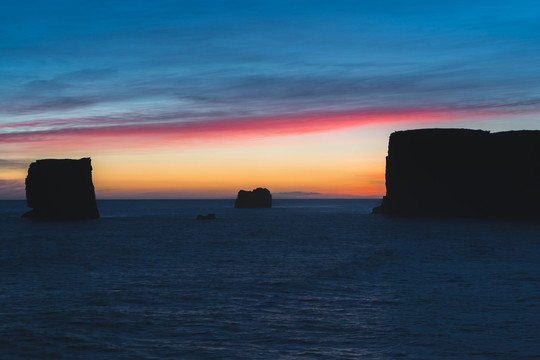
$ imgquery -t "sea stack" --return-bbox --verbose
[234,188,272,208]
[373,129,540,219]
[22,158,100,220]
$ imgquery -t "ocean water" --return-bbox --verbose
[1,199,539,359]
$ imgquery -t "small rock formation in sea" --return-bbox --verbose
[22,158,100,220]
[234,188,272,208]
[197,213,216,220]
[373,129,540,219]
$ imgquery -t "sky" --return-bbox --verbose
[1,0,540,199]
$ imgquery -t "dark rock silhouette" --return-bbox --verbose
[373,129,540,219]
[197,213,216,220]
[22,158,100,220]
[234,188,272,208]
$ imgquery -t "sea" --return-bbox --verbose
[1,199,539,359]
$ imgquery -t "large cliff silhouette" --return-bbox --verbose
[22,158,99,220]
[373,129,540,219]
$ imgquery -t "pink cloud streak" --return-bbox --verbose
[0,106,534,152]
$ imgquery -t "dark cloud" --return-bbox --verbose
[25,79,68,91]
[56,68,117,81]
[0,179,25,199]
[0,159,30,170]
[5,64,539,118]
[4,37,540,118]
[0,95,117,115]
[28,97,98,111]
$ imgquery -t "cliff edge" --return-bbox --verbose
[22,158,100,220]
[373,129,540,219]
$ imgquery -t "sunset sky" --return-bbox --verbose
[2,0,540,199]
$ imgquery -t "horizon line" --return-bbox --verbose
[0,197,383,201]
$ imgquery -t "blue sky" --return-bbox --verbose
[3,0,540,118]
[1,0,540,198]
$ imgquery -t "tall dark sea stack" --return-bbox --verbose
[22,158,100,220]
[235,188,272,208]
[373,129,540,219]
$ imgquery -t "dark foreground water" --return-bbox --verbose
[1,199,539,359]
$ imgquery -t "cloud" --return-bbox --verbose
[0,68,121,116]
[0,179,25,199]
[0,97,100,115]
[0,106,444,141]
[1,103,538,153]
[0,159,30,170]
[56,68,117,81]
[24,79,68,92]
[5,46,540,118]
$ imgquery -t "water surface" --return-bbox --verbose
[1,199,539,359]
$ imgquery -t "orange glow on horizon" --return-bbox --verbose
[85,133,387,199]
